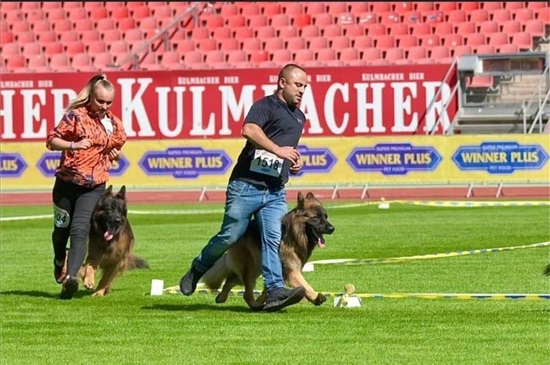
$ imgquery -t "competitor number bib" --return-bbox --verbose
[250,149,283,177]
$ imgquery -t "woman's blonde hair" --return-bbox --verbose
[67,73,115,110]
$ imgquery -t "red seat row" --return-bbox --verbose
[0,1,548,72]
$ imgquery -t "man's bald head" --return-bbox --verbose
[278,64,306,84]
[276,64,308,108]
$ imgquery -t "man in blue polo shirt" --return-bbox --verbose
[180,64,308,312]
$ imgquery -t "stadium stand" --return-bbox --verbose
[0,1,548,72]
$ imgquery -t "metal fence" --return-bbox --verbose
[451,52,549,134]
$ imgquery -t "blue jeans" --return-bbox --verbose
[193,179,287,292]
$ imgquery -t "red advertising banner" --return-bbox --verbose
[0,65,457,142]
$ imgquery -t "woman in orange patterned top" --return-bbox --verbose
[46,73,126,300]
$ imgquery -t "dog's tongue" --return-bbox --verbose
[318,237,326,248]
[104,231,114,241]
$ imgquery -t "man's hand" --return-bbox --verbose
[109,148,121,161]
[289,158,303,175]
[275,146,301,165]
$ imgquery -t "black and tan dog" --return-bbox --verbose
[78,185,148,297]
[201,191,335,309]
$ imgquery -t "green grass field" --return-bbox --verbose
[1,201,549,365]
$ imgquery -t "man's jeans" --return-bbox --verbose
[193,179,287,292]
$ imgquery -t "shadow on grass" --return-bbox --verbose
[141,303,258,313]
[0,289,91,299]
[0,290,60,299]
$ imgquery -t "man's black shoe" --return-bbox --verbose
[60,275,78,300]
[179,261,203,296]
[263,286,305,312]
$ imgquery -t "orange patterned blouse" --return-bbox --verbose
[46,106,127,187]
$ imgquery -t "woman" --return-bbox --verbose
[46,74,126,300]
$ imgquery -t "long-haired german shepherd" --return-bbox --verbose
[78,185,148,297]
[200,191,335,309]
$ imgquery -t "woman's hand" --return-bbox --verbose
[108,148,121,161]
[74,139,92,150]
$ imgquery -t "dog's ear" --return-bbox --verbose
[297,191,305,208]
[303,192,320,209]
[105,185,113,195]
[117,185,127,200]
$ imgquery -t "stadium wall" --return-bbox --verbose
[1,67,548,203]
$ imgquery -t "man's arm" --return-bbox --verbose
[242,123,300,164]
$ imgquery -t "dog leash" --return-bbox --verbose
[162,287,550,301]
[308,241,550,266]
[160,241,550,301]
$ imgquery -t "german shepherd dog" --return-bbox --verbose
[200,191,335,309]
[78,185,148,297]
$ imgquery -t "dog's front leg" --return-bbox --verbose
[82,260,100,291]
[216,273,240,304]
[78,265,87,282]
[285,271,326,306]
[255,288,267,305]
[93,262,120,297]
[82,241,103,290]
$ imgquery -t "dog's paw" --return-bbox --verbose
[215,293,228,304]
[92,289,106,297]
[83,279,95,291]
[77,267,86,281]
[313,293,326,306]
[250,303,264,311]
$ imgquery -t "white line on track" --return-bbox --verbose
[129,209,223,215]
[0,202,371,222]
[1,200,546,222]
[0,214,51,222]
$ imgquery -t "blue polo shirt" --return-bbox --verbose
[229,94,306,189]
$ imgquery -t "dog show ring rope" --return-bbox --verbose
[163,241,550,301]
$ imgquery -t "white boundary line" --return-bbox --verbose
[129,202,374,215]
[0,214,51,222]
[0,202,370,222]
[129,209,223,215]
[1,200,547,222]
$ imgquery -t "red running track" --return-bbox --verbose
[1,186,548,206]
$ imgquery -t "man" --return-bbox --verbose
[180,64,308,312]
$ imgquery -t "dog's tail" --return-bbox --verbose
[127,254,149,270]
[200,255,231,289]
[544,264,550,276]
